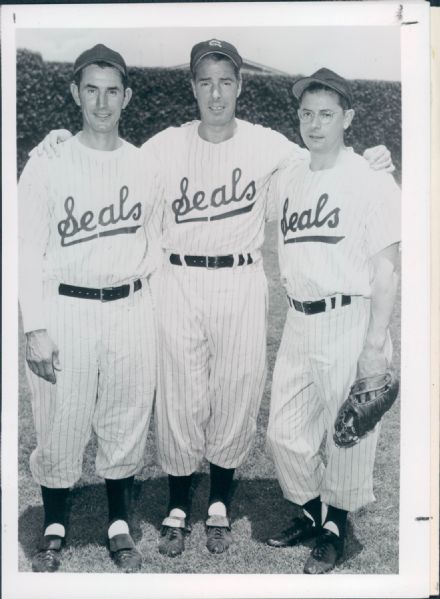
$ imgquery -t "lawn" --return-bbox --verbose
[17,221,401,574]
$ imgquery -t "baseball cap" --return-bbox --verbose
[292,68,353,107]
[73,44,127,77]
[190,39,243,72]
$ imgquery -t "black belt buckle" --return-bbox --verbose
[100,284,129,302]
[303,300,325,315]
[207,255,231,269]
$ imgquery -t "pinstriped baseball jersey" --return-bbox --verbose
[141,119,307,255]
[273,148,401,301]
[18,134,158,488]
[19,134,160,333]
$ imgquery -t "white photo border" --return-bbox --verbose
[1,2,431,598]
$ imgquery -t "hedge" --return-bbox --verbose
[16,49,401,179]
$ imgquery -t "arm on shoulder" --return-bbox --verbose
[29,128,73,159]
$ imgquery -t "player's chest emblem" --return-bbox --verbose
[171,167,256,224]
[57,185,142,247]
[281,193,344,244]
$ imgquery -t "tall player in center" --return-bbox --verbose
[141,40,392,557]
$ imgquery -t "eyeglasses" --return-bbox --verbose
[297,109,343,125]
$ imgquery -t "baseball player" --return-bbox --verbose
[265,68,400,574]
[18,44,158,573]
[31,40,393,559]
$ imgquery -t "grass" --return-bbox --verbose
[17,221,401,574]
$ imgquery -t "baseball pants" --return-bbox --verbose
[155,259,268,475]
[267,295,383,512]
[27,280,156,488]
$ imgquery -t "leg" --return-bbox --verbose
[311,297,374,512]
[205,264,268,469]
[155,266,211,475]
[266,309,326,547]
[28,293,99,489]
[266,309,326,506]
[94,283,156,571]
[105,476,142,572]
[203,265,268,553]
[31,486,69,573]
[205,463,234,554]
[154,267,210,555]
[158,474,193,558]
[304,298,371,574]
[94,283,156,480]
[27,290,100,572]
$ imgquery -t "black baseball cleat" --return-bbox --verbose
[32,535,64,572]
[303,529,344,574]
[158,516,191,558]
[267,516,319,547]
[108,533,142,572]
[205,515,232,554]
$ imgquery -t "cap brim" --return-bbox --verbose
[292,76,351,105]
[192,50,241,70]
[73,59,126,76]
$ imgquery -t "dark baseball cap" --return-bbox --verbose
[190,39,243,72]
[292,67,353,107]
[73,43,127,77]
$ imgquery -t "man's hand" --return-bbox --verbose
[357,343,388,379]
[29,129,73,159]
[363,145,395,173]
[26,329,61,384]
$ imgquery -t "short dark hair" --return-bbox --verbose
[73,61,129,90]
[299,82,351,111]
[191,52,241,81]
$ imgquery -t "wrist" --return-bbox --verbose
[363,332,387,352]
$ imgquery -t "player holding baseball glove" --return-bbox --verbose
[266,68,400,574]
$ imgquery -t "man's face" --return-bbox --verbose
[299,89,353,156]
[71,64,132,136]
[191,57,242,129]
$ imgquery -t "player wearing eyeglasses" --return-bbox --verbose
[266,68,400,574]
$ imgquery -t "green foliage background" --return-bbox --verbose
[17,49,401,179]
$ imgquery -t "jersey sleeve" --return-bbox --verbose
[256,129,305,222]
[265,169,284,223]
[18,156,51,333]
[365,172,401,257]
[264,127,309,169]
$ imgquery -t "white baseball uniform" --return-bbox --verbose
[266,148,400,511]
[141,119,307,476]
[19,135,158,488]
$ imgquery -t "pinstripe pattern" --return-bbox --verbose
[19,136,158,488]
[267,147,400,512]
[267,298,378,511]
[19,135,160,332]
[274,149,401,301]
[141,119,306,255]
[144,120,304,475]
[156,260,268,475]
[27,284,156,487]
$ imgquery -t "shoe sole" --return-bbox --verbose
[267,530,319,548]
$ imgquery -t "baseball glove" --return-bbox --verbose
[333,371,399,449]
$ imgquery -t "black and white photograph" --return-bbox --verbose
[1,2,431,598]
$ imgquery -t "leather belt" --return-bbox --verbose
[169,253,253,269]
[288,294,351,315]
[59,279,142,302]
